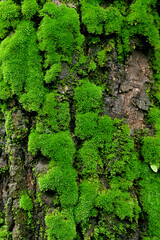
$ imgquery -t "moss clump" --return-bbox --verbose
[140,169,160,238]
[78,140,102,176]
[19,194,33,211]
[148,107,160,135]
[74,81,102,113]
[75,179,99,224]
[96,177,141,221]
[0,225,12,240]
[36,92,70,133]
[0,20,45,111]
[21,0,38,19]
[45,210,76,240]
[75,112,98,140]
[97,49,107,67]
[80,1,107,34]
[105,124,137,177]
[0,0,20,39]
[39,167,78,207]
[38,3,84,83]
[104,6,123,35]
[142,136,160,168]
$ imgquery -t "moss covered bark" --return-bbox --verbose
[0,0,160,239]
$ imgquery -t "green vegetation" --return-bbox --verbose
[19,194,33,211]
[140,168,160,237]
[0,20,45,111]
[36,92,70,132]
[0,0,20,39]
[45,210,76,240]
[0,0,160,239]
[21,0,38,19]
[74,81,102,113]
[37,3,84,83]
[81,0,107,34]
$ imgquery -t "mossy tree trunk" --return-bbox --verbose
[0,0,160,239]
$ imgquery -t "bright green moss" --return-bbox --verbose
[105,123,135,176]
[75,112,98,140]
[96,189,140,221]
[40,132,75,166]
[148,107,160,135]
[97,49,107,67]
[29,130,78,208]
[140,174,160,237]
[36,92,70,132]
[0,81,11,100]
[0,20,45,111]
[19,194,33,211]
[0,225,11,240]
[96,176,141,221]
[88,59,97,72]
[104,7,123,35]
[80,1,106,34]
[45,210,76,240]
[0,67,11,100]
[125,0,160,61]
[29,131,75,166]
[39,167,78,207]
[38,3,84,83]
[74,81,102,113]
[28,130,40,156]
[141,136,160,167]
[75,179,99,223]
[0,0,20,39]
[78,140,102,176]
[44,63,62,84]
[21,0,38,19]
[125,152,142,181]
[95,115,114,144]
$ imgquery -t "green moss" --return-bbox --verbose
[74,81,102,113]
[28,129,40,156]
[148,107,160,135]
[4,111,13,138]
[37,92,70,132]
[105,123,136,177]
[140,173,160,238]
[78,140,102,176]
[97,49,107,67]
[104,7,123,35]
[29,131,75,165]
[95,115,114,144]
[0,165,9,175]
[88,59,97,72]
[0,0,20,39]
[75,179,99,224]
[80,1,106,34]
[39,167,78,207]
[96,185,140,221]
[45,210,76,240]
[21,0,38,19]
[0,225,12,240]
[75,112,98,140]
[38,3,84,83]
[142,136,160,167]
[19,194,33,211]
[0,20,45,111]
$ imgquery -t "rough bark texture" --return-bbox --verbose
[104,51,151,130]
